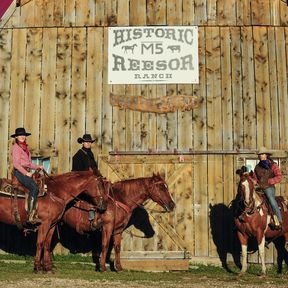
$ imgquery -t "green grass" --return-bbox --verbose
[0,254,287,286]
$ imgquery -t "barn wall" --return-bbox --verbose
[0,0,288,263]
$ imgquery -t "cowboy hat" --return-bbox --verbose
[11,127,31,138]
[257,146,273,155]
[77,134,96,144]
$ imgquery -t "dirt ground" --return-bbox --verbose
[0,277,286,288]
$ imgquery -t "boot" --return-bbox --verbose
[28,197,41,224]
[270,215,282,230]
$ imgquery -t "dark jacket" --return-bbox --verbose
[254,160,282,189]
[72,148,98,171]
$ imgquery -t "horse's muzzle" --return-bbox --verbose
[165,201,176,212]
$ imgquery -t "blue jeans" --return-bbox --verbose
[14,170,39,199]
[264,186,283,223]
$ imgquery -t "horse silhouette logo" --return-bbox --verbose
[167,45,181,53]
[122,44,137,54]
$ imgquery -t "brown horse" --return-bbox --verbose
[234,166,288,274]
[61,202,155,270]
[64,173,175,272]
[0,170,109,272]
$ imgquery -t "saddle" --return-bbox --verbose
[255,189,286,229]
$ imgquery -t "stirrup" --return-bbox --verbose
[28,210,42,225]
[90,219,104,231]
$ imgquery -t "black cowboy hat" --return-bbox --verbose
[11,127,31,138]
[77,134,96,144]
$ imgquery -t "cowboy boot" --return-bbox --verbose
[28,197,42,224]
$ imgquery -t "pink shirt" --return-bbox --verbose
[12,143,38,175]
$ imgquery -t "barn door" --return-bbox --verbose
[99,155,193,254]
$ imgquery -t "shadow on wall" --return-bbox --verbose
[209,203,258,272]
[0,223,37,256]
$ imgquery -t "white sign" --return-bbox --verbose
[108,26,199,84]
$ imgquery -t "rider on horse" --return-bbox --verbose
[72,133,103,229]
[11,127,43,224]
[252,146,283,230]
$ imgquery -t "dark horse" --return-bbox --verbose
[234,166,288,274]
[64,173,175,272]
[0,170,109,272]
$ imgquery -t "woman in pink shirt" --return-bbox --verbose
[11,127,43,224]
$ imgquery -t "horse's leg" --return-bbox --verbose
[114,233,123,271]
[100,225,113,272]
[273,237,285,273]
[34,224,50,273]
[258,236,266,275]
[43,226,56,273]
[238,232,248,274]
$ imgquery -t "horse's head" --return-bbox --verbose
[83,171,109,212]
[147,173,175,212]
[236,166,255,208]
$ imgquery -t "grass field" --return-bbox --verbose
[0,254,288,288]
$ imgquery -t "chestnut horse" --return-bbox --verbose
[234,166,288,274]
[64,173,175,272]
[0,170,108,272]
[61,202,155,270]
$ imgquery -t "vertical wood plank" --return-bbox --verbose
[251,0,271,25]
[24,28,42,150]
[270,0,280,26]
[276,28,288,149]
[42,0,55,27]
[166,85,177,149]
[10,29,27,130]
[208,156,223,257]
[40,28,57,167]
[156,85,167,150]
[71,28,87,157]
[218,0,236,26]
[253,27,271,147]
[19,0,35,27]
[242,27,256,149]
[177,85,193,150]
[267,27,280,149]
[142,85,157,150]
[147,0,167,25]
[194,155,208,256]
[182,0,194,25]
[236,0,252,26]
[75,0,89,26]
[167,0,183,25]
[193,27,207,151]
[280,1,288,26]
[55,28,72,173]
[95,0,105,26]
[54,0,64,26]
[194,0,207,25]
[130,0,146,25]
[220,27,233,150]
[207,0,217,25]
[0,29,12,177]
[87,28,104,157]
[231,27,244,149]
[101,28,112,154]
[117,0,129,25]
[64,0,76,27]
[206,27,222,150]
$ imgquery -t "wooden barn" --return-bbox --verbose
[0,0,288,269]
